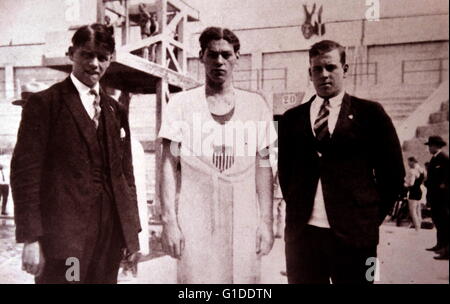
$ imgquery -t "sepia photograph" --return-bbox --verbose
[0,0,448,288]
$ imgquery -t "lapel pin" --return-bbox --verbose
[348,114,354,120]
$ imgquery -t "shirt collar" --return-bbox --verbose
[433,150,442,158]
[318,90,345,108]
[70,73,100,96]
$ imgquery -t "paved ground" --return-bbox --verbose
[0,220,31,284]
[0,220,448,284]
[376,224,448,284]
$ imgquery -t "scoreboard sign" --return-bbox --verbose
[273,92,305,115]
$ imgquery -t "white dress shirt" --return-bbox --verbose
[432,150,442,159]
[70,74,100,119]
[307,90,345,228]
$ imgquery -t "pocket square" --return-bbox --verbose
[120,128,126,139]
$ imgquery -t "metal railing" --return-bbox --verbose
[347,62,378,86]
[401,58,448,84]
[233,68,287,91]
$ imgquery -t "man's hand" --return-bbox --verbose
[256,221,274,257]
[161,222,184,259]
[22,241,45,277]
[121,250,141,277]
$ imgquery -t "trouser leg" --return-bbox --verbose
[0,185,8,213]
[328,238,377,284]
[431,199,447,248]
[37,191,125,284]
[84,191,124,284]
[285,225,331,284]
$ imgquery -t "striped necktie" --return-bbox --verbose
[89,89,101,128]
[314,98,330,142]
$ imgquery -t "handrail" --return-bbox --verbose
[401,58,448,84]
[233,68,287,90]
[347,62,378,85]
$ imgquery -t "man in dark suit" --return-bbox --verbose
[0,164,9,216]
[10,23,141,284]
[424,136,449,260]
[278,40,405,284]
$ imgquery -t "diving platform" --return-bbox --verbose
[43,51,199,94]
[43,0,201,93]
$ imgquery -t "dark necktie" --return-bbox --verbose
[314,98,330,142]
[89,89,101,128]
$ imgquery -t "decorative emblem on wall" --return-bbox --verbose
[301,3,326,39]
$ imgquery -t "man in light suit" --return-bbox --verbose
[278,40,405,284]
[11,23,141,284]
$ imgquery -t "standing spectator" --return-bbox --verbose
[138,3,159,62]
[0,163,9,216]
[424,136,449,260]
[104,15,114,36]
[404,157,426,231]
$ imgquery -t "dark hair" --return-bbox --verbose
[71,23,115,54]
[408,156,418,163]
[309,40,346,65]
[199,27,240,53]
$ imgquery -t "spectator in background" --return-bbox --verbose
[12,81,49,107]
[0,163,9,216]
[104,15,114,36]
[113,91,150,258]
[424,136,449,260]
[404,156,426,231]
[119,137,150,280]
[138,3,159,62]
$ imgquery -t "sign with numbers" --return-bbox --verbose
[273,92,305,115]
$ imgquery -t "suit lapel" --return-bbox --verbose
[303,95,316,139]
[61,77,100,155]
[330,93,353,142]
[100,91,121,170]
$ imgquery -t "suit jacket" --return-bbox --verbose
[425,151,449,202]
[278,93,405,248]
[11,77,141,259]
